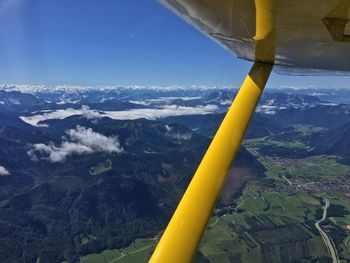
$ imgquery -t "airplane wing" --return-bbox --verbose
[149,1,350,262]
[160,0,350,74]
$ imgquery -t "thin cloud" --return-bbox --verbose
[28,126,123,162]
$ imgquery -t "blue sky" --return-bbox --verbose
[0,0,349,89]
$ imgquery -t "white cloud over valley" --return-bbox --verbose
[104,104,218,120]
[20,105,219,127]
[20,108,84,127]
[28,126,123,162]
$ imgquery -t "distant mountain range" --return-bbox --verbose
[0,88,330,115]
[0,90,47,112]
[2,85,350,104]
[272,104,350,129]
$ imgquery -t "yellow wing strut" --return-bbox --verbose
[149,62,273,263]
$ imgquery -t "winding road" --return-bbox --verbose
[209,217,220,227]
[109,245,153,263]
[314,198,340,263]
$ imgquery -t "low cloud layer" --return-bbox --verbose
[0,166,10,176]
[20,108,83,127]
[28,126,123,162]
[20,105,219,127]
[104,105,218,120]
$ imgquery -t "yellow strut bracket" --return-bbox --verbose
[149,62,273,263]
